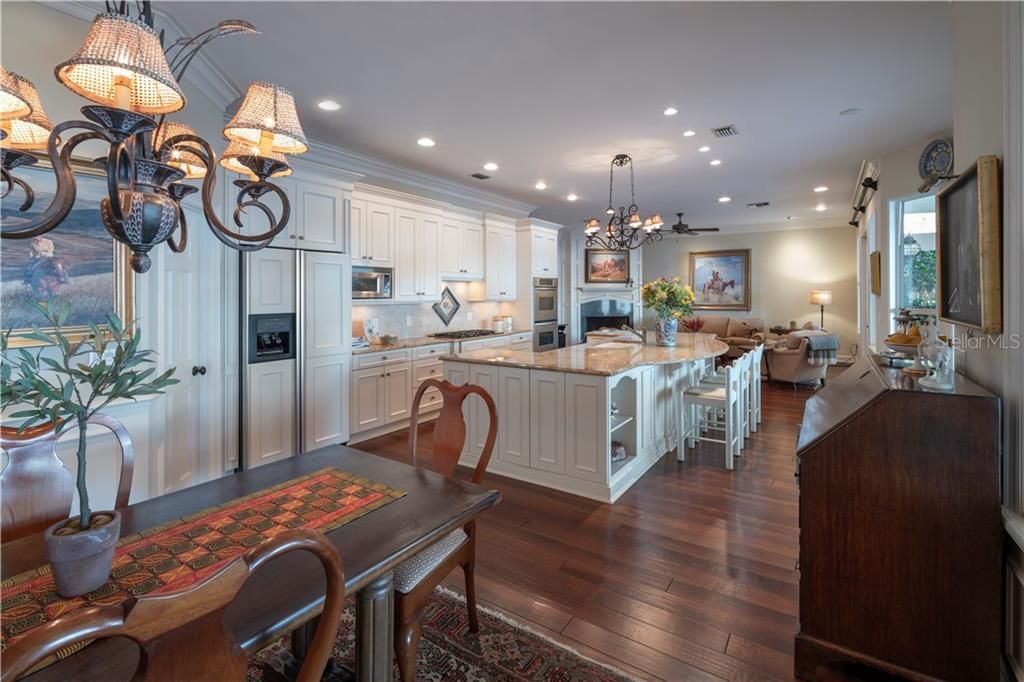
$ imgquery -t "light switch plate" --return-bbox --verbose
[466,312,474,321]
[405,316,413,327]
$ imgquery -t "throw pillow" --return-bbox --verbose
[785,332,805,349]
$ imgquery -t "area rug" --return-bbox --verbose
[248,586,637,681]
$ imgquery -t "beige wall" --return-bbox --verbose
[641,226,859,353]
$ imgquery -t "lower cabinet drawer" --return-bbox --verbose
[414,360,443,384]
[353,348,411,369]
[416,385,443,414]
[509,332,532,345]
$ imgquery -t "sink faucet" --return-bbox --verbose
[620,325,647,345]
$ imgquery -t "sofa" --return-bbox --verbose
[698,315,766,357]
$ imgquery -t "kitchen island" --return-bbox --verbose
[442,333,729,502]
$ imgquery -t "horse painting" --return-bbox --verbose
[689,249,751,310]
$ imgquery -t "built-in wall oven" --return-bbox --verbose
[352,266,393,300]
[534,321,558,352]
[533,277,558,323]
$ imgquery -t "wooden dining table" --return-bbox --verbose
[1,445,501,682]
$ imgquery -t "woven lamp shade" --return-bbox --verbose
[153,122,206,179]
[224,82,307,154]
[55,13,185,115]
[3,73,55,150]
[0,65,31,120]
[219,140,293,178]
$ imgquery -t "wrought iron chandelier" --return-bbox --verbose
[583,153,663,251]
[0,1,306,273]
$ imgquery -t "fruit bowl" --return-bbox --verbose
[885,340,921,355]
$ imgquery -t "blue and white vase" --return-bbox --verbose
[655,316,679,346]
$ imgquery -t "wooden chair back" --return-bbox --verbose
[0,528,345,682]
[408,379,497,484]
[1,414,134,542]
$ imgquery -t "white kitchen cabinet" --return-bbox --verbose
[395,209,440,302]
[248,248,295,315]
[564,373,608,483]
[247,359,297,467]
[498,367,531,467]
[351,365,387,432]
[303,252,350,358]
[467,364,499,456]
[508,331,533,350]
[531,229,559,276]
[351,200,395,267]
[384,364,412,423]
[295,180,347,252]
[529,370,565,473]
[482,226,516,300]
[439,218,484,281]
[304,353,349,451]
[638,365,658,458]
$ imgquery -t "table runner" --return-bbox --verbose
[1,467,405,650]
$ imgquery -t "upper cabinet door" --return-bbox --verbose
[484,227,505,300]
[438,220,463,280]
[544,232,559,274]
[418,215,441,300]
[365,202,395,267]
[248,248,296,315]
[239,177,295,249]
[393,210,420,301]
[296,180,347,252]
[531,230,558,276]
[461,221,485,280]
[303,251,350,358]
[349,199,366,262]
[498,228,517,299]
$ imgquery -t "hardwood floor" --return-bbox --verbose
[357,375,835,681]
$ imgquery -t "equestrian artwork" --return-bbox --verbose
[688,249,751,310]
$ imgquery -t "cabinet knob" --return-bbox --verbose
[191,365,207,376]
[289,234,297,239]
[298,235,305,240]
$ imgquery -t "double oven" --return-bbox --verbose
[532,277,558,351]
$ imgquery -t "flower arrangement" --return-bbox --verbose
[681,316,706,333]
[640,277,695,320]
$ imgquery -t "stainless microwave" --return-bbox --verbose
[352,266,393,299]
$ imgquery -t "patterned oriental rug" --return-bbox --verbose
[249,587,638,682]
[1,467,405,651]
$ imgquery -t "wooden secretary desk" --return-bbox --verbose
[794,356,1001,681]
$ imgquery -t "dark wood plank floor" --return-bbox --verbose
[357,375,836,681]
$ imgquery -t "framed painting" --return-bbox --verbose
[585,249,630,284]
[689,248,751,310]
[870,250,882,295]
[1,159,134,347]
[935,155,1001,333]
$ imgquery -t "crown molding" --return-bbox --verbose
[37,0,241,111]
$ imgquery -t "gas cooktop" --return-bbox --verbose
[429,329,499,340]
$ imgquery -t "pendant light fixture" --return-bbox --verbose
[582,153,664,251]
[0,2,306,273]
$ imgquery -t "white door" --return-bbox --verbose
[296,180,346,252]
[351,367,386,433]
[248,249,296,315]
[305,353,349,451]
[438,221,463,280]
[417,215,440,300]
[499,368,531,467]
[303,252,350,358]
[349,199,366,262]
[394,210,419,301]
[462,221,484,279]
[365,202,395,267]
[384,364,412,423]
[246,359,298,468]
[529,370,565,473]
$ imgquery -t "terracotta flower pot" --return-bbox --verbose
[43,511,121,598]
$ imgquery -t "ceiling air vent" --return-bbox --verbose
[711,124,738,138]
[746,201,770,208]
[470,172,491,180]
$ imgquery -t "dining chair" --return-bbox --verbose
[396,378,497,682]
[0,528,345,682]
[1,414,134,542]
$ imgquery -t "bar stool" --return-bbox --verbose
[683,360,743,470]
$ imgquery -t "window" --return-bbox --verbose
[892,194,937,311]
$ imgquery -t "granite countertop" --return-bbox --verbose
[352,329,532,355]
[442,333,729,376]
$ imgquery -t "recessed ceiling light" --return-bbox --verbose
[815,204,827,212]
[566,193,579,202]
[664,107,678,116]
[483,162,499,171]
[840,107,862,117]
[718,196,731,203]
[317,99,341,111]
[417,137,436,147]
[534,181,548,190]
[814,186,828,192]
[683,130,696,137]
[710,159,722,166]
[698,146,710,153]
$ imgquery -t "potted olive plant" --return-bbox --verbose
[640,277,696,346]
[1,301,177,597]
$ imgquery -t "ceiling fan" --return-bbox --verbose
[670,213,720,236]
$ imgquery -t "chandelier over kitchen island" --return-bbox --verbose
[0,2,307,273]
[583,153,663,251]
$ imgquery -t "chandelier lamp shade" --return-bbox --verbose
[583,153,664,251]
[0,1,304,274]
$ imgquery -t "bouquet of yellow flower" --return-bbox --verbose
[640,277,695,320]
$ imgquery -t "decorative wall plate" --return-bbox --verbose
[432,286,461,326]
[918,138,954,180]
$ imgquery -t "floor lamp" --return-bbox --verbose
[809,290,832,328]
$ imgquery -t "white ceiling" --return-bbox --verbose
[171,1,952,231]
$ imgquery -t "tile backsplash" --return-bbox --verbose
[353,282,517,338]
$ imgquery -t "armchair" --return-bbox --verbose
[765,335,829,386]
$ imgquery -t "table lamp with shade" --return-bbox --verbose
[810,290,832,328]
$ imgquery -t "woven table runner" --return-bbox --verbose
[1,467,405,651]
